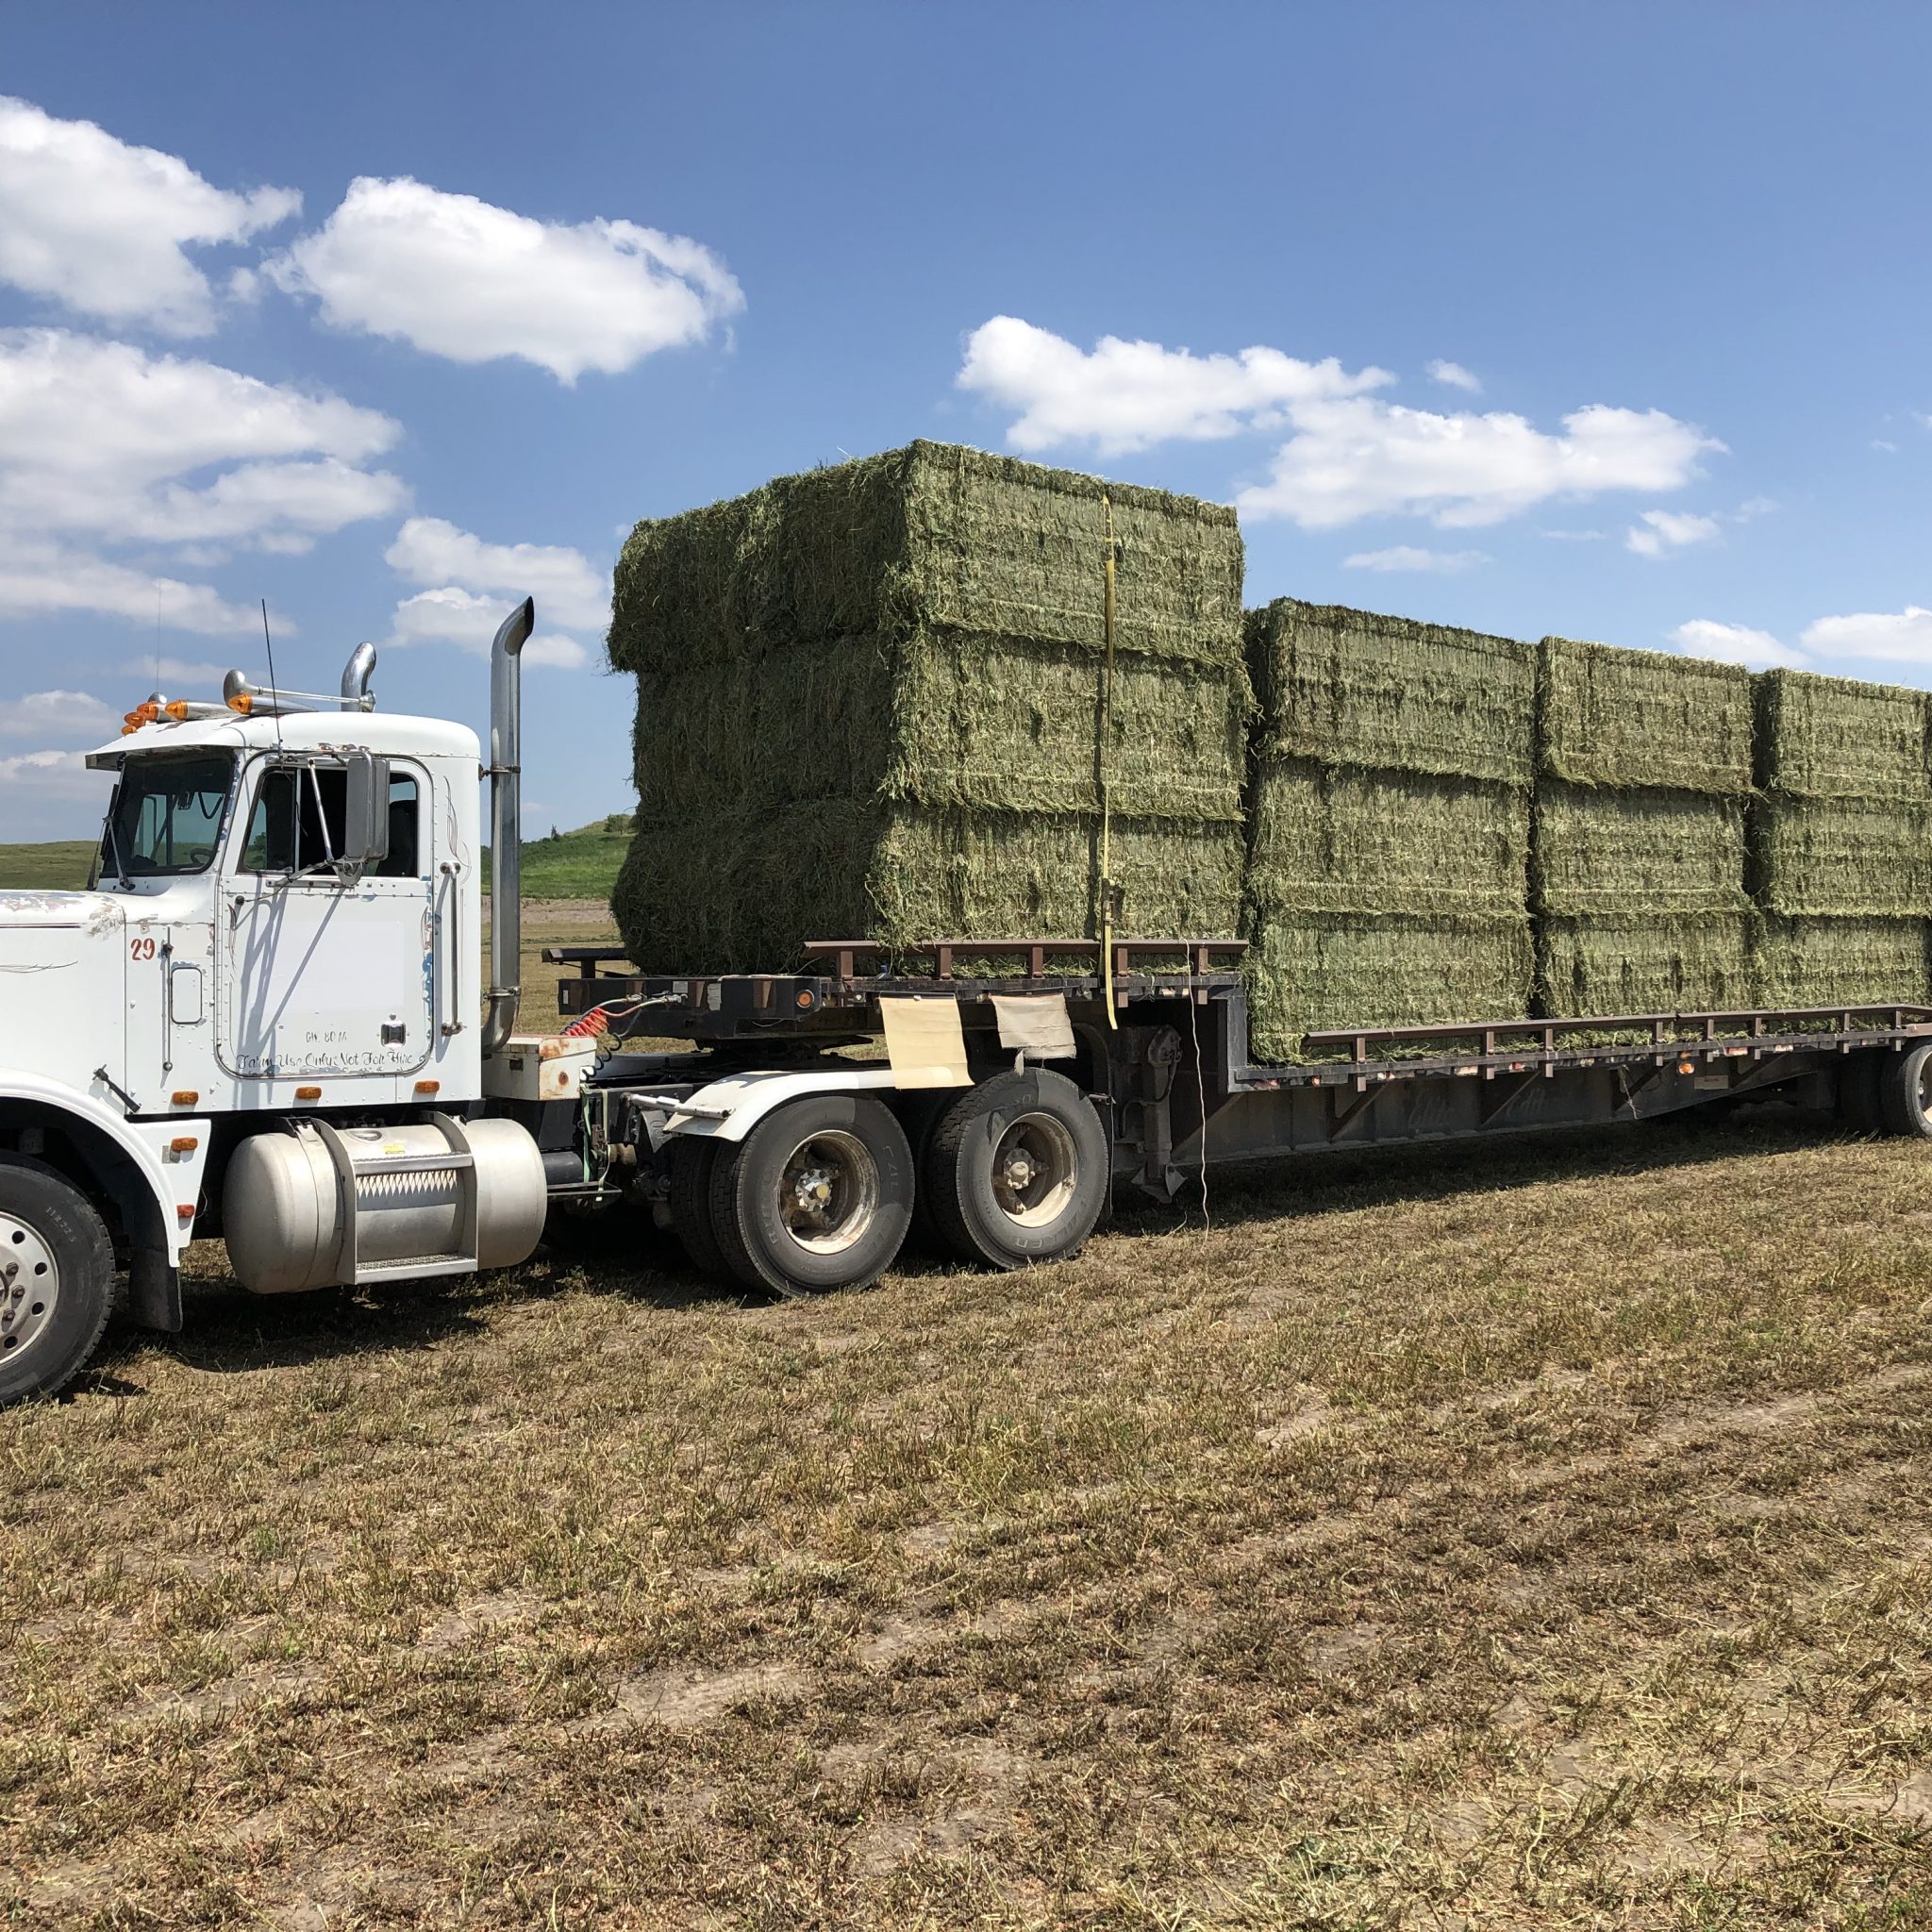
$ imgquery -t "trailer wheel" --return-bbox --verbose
[1878,1041,1932,1138]
[924,1069,1108,1271]
[708,1094,913,1296]
[667,1138,730,1276]
[0,1156,116,1407]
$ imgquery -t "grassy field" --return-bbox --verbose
[0,840,96,890]
[0,818,630,902]
[4,1076,1931,1925]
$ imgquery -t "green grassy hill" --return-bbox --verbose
[482,815,630,900]
[0,819,632,900]
[0,841,97,890]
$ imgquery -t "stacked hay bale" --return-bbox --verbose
[1241,601,1536,1058]
[1750,670,1931,1008]
[1533,638,1755,1017]
[606,441,1249,971]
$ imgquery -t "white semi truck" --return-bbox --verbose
[7,600,1932,1406]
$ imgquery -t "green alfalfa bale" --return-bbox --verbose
[1242,911,1533,1062]
[614,801,1245,974]
[1535,913,1755,1020]
[1538,636,1754,794]
[1532,781,1748,918]
[608,441,1246,675]
[1752,916,1930,1010]
[1244,758,1528,918]
[1245,600,1536,785]
[1754,669,1930,803]
[1748,796,1932,916]
[628,627,1249,823]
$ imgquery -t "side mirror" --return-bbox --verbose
[339,751,391,874]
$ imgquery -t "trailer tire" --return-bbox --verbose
[0,1156,116,1407]
[924,1069,1108,1271]
[1878,1041,1932,1138]
[667,1138,730,1276]
[708,1094,913,1297]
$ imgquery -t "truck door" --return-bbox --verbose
[217,756,436,1081]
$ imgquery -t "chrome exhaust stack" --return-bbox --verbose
[341,641,377,710]
[481,597,535,1059]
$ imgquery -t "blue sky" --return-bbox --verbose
[4,1,1932,840]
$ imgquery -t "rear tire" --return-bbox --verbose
[1878,1041,1932,1138]
[924,1069,1108,1271]
[708,1094,913,1296]
[667,1138,729,1276]
[0,1157,116,1407]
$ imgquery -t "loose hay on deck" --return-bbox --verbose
[609,443,1249,969]
[1539,636,1754,793]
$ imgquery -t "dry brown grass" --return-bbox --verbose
[3,917,1930,1925]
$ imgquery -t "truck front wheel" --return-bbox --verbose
[924,1069,1108,1271]
[708,1094,913,1296]
[0,1157,116,1406]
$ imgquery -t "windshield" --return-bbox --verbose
[100,753,234,879]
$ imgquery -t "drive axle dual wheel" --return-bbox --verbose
[1839,1042,1932,1139]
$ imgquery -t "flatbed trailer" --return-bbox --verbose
[535,935,1932,1294]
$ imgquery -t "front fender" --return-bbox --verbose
[0,1071,207,1265]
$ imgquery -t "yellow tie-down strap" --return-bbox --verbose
[878,995,972,1089]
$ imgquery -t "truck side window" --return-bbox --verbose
[376,773,420,877]
[239,766,348,874]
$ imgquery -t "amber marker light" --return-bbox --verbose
[796,990,815,1009]
[169,1136,198,1153]
[170,1091,199,1106]
[294,1085,322,1101]
[413,1079,440,1095]
[226,692,254,715]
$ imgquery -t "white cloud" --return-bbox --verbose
[387,589,588,670]
[1874,439,1899,453]
[113,657,232,686]
[385,517,608,631]
[1240,396,1721,529]
[0,330,404,556]
[1540,527,1607,541]
[1341,545,1489,573]
[0,691,120,739]
[1670,619,1807,670]
[0,746,102,811]
[1426,359,1481,392]
[0,535,273,634]
[1798,607,1932,667]
[0,96,298,336]
[270,176,743,383]
[956,316,1391,457]
[1626,508,1722,558]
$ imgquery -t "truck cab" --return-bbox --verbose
[0,608,549,1405]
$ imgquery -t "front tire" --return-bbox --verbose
[924,1069,1108,1270]
[708,1094,913,1296]
[0,1157,116,1407]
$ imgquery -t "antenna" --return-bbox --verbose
[260,599,287,757]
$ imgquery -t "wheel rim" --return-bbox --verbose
[1919,1053,1932,1119]
[990,1112,1079,1228]
[776,1129,879,1256]
[0,1209,60,1365]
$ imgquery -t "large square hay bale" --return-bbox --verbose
[1539,636,1753,794]
[1536,913,1755,1019]
[1755,670,1929,802]
[608,443,1250,971]
[1245,758,1527,919]
[1246,600,1535,784]
[1533,782,1747,918]
[1749,797,1932,916]
[610,441,1245,673]
[1244,912,1533,1061]
[1753,916,1930,1010]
